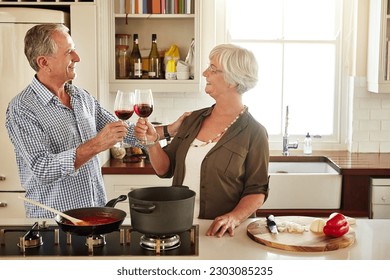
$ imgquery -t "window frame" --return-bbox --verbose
[217,0,350,151]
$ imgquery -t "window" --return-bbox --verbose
[225,0,345,147]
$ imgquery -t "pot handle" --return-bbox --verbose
[106,195,127,207]
[131,203,156,214]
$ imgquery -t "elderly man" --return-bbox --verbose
[6,24,185,218]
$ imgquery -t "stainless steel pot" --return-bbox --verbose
[128,186,195,235]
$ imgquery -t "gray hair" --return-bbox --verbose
[209,44,258,94]
[24,24,69,72]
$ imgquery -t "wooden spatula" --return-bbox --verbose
[18,196,89,226]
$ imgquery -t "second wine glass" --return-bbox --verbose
[134,88,154,145]
[114,90,134,148]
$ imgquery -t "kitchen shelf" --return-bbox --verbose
[109,1,201,93]
[109,79,199,93]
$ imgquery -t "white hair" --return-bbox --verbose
[209,44,258,94]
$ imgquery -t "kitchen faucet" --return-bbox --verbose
[282,106,298,156]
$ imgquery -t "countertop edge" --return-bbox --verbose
[102,151,390,175]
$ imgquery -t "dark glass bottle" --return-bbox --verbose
[148,34,161,79]
[129,34,142,79]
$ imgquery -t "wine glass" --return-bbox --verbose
[134,88,154,145]
[114,90,134,148]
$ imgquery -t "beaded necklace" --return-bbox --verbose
[190,106,247,148]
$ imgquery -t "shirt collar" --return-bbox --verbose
[31,76,77,105]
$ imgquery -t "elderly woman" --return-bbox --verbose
[135,44,269,237]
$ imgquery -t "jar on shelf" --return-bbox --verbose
[115,34,131,79]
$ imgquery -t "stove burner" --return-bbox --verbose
[140,234,181,252]
[85,234,107,255]
[16,222,44,252]
[85,235,106,248]
[17,234,43,249]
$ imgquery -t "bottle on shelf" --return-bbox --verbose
[115,34,131,79]
[129,34,142,79]
[303,132,312,155]
[148,34,161,79]
[165,58,177,80]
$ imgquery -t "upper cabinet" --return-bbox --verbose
[367,0,390,93]
[109,0,201,93]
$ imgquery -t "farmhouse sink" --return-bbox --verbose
[268,161,339,174]
[262,156,342,209]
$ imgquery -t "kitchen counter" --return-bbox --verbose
[101,151,390,218]
[0,217,389,260]
[101,151,390,175]
[102,157,156,175]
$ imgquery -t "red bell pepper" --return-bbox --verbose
[323,213,349,238]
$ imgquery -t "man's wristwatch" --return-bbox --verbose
[163,125,171,141]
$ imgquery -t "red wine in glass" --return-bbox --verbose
[115,109,134,120]
[114,90,134,148]
[134,104,153,118]
[134,89,154,145]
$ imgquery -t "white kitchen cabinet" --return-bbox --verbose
[108,0,201,93]
[0,191,26,218]
[370,178,390,218]
[103,174,172,214]
[367,0,390,93]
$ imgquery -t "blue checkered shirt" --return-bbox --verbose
[6,76,138,218]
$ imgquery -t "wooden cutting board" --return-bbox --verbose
[247,216,355,252]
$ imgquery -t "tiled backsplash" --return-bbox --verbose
[148,91,213,124]
[350,76,390,153]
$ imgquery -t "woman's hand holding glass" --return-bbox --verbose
[134,88,155,145]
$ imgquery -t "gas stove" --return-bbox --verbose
[0,221,199,257]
